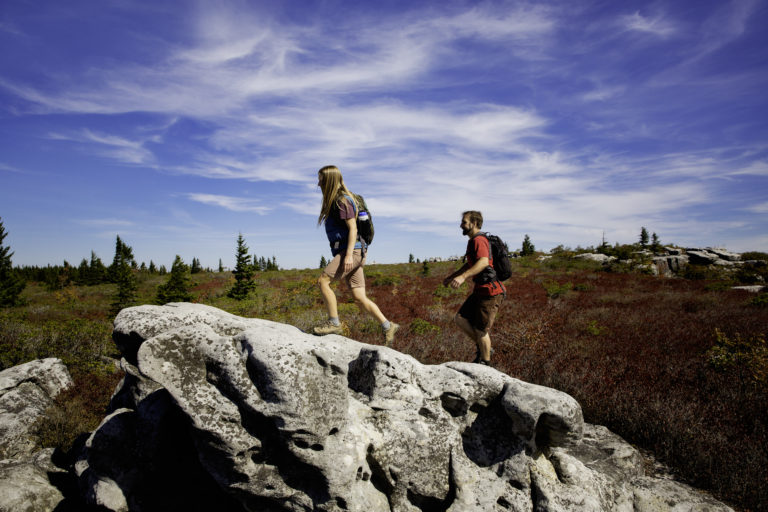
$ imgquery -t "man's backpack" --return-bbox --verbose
[476,232,512,283]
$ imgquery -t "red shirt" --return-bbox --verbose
[466,235,506,296]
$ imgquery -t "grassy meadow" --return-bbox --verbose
[2,256,767,510]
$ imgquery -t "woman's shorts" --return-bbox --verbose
[323,249,366,289]
[458,293,504,332]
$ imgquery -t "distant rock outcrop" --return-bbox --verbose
[67,303,732,512]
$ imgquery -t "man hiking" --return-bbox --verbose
[442,210,505,365]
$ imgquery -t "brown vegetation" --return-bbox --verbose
[2,257,766,510]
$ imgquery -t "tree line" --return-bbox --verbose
[0,219,281,310]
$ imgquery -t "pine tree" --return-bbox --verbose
[521,234,535,256]
[89,251,107,284]
[191,257,202,274]
[218,259,224,272]
[109,235,135,282]
[156,255,193,304]
[651,232,661,253]
[320,255,328,268]
[228,234,256,300]
[639,227,649,249]
[148,260,157,274]
[109,236,137,315]
[0,217,25,306]
[409,253,415,264]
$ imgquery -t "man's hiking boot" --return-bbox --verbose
[478,359,493,367]
[472,348,495,363]
[312,320,344,336]
[384,323,399,346]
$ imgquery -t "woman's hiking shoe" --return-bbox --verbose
[384,323,399,346]
[312,320,344,336]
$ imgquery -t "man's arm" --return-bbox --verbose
[445,257,489,289]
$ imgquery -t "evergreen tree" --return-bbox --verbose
[0,217,25,306]
[110,237,137,315]
[320,255,328,268]
[109,235,135,282]
[89,251,107,284]
[639,227,649,249]
[422,260,430,276]
[139,262,147,272]
[148,260,157,274]
[159,265,167,275]
[409,253,415,264]
[191,257,202,274]
[218,259,224,272]
[156,255,193,304]
[521,234,535,256]
[228,234,256,300]
[651,232,661,253]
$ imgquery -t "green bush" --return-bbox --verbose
[410,318,441,336]
[707,329,768,383]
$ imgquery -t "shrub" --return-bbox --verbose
[749,293,768,307]
[707,329,768,383]
[741,251,768,261]
[542,279,572,299]
[410,318,441,336]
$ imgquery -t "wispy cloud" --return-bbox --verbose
[48,130,156,165]
[186,193,271,214]
[76,218,135,227]
[620,11,677,37]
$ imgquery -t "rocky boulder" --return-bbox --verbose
[573,253,616,263]
[0,358,73,459]
[0,358,74,511]
[73,303,733,512]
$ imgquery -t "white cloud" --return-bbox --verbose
[621,11,677,37]
[186,193,271,214]
[76,218,135,227]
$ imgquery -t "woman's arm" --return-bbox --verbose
[344,217,357,272]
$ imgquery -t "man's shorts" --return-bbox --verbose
[323,249,366,289]
[458,293,504,333]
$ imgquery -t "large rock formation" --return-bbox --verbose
[0,358,73,511]
[72,303,732,512]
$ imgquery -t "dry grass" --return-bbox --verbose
[3,260,766,510]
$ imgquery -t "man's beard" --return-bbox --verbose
[462,227,471,235]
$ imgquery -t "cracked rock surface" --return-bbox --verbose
[76,303,733,511]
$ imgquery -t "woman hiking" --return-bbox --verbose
[312,165,399,345]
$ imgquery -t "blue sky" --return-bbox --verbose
[1,0,767,270]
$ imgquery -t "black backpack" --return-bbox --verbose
[353,194,374,246]
[475,232,512,283]
[332,194,374,246]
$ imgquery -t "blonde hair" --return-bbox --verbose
[317,165,358,225]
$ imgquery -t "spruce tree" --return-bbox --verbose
[0,217,25,306]
[156,255,193,304]
[148,260,157,274]
[218,259,224,272]
[89,251,107,284]
[639,227,649,249]
[228,234,256,300]
[109,236,137,315]
[651,232,661,253]
[191,257,202,274]
[320,255,328,268]
[521,234,535,256]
